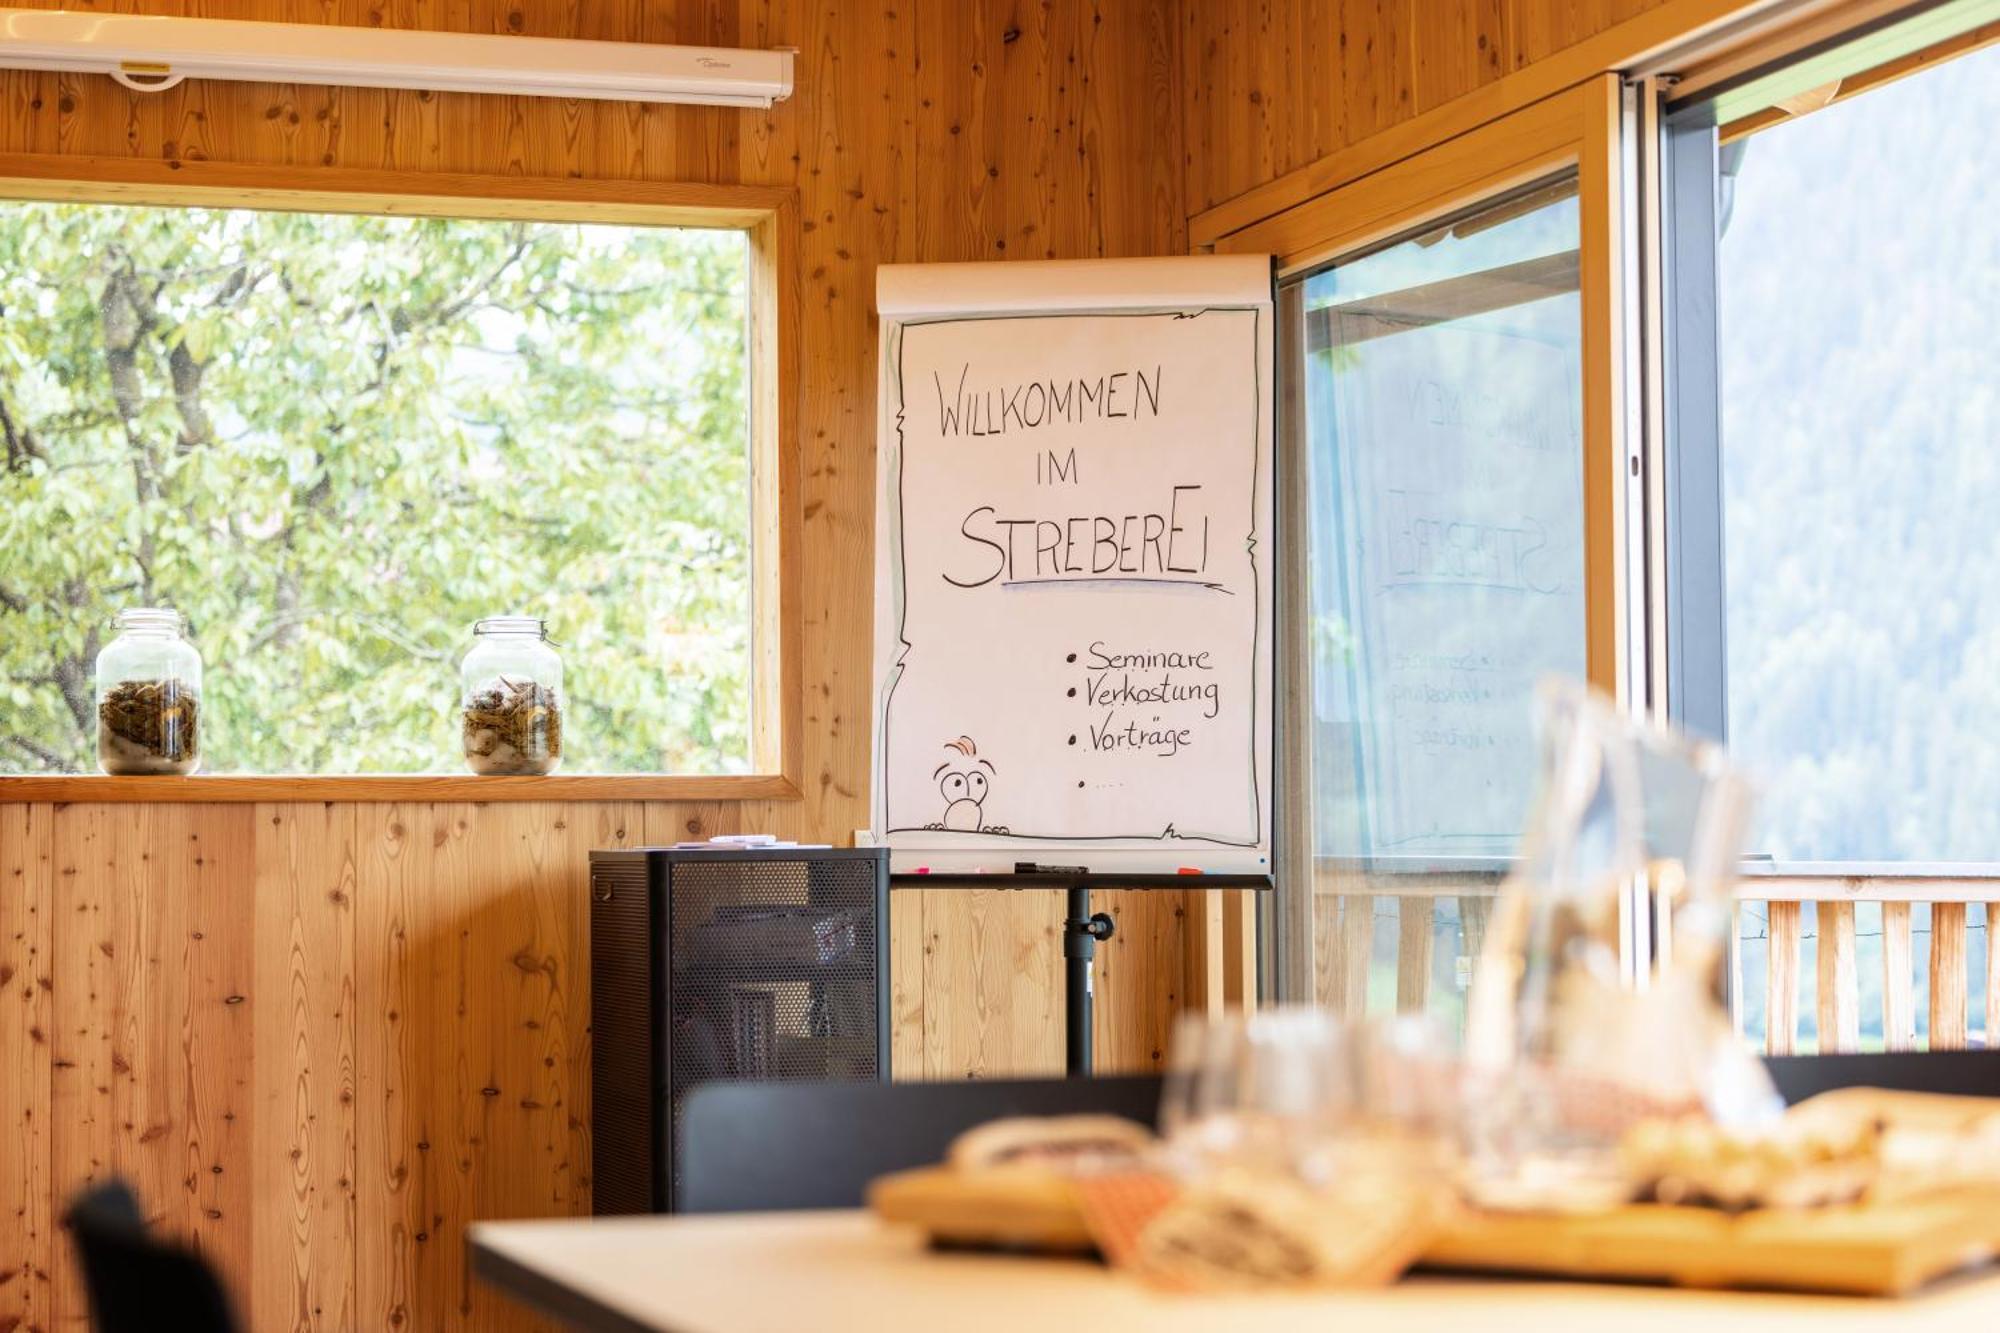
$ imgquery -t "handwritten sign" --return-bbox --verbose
[873,258,1273,873]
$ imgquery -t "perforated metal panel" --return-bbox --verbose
[665,855,882,1200]
[589,853,657,1216]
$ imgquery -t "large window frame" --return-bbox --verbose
[1215,78,1630,1004]
[0,154,802,804]
[1654,0,2000,866]
[1193,0,2000,1032]
[1646,2,2000,1049]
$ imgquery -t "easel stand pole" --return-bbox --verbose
[1062,886,1115,1077]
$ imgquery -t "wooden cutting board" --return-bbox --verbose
[1423,1192,2000,1296]
[874,1091,2000,1296]
[1430,1091,2000,1295]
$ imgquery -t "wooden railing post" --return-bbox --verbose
[1989,903,2000,1049]
[1338,895,1372,1017]
[1743,882,2000,1053]
[1883,901,1916,1052]
[1396,897,1433,1014]
[1460,894,1491,991]
[1815,900,1859,1054]
[1766,900,1801,1056]
[1728,902,1744,1038]
[1930,902,1967,1050]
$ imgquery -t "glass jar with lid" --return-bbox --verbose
[95,607,203,776]
[460,616,564,776]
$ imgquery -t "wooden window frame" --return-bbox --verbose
[0,154,802,803]
[1214,76,1627,699]
[1212,78,1628,1003]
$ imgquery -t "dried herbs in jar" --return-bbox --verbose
[99,679,201,775]
[462,675,563,776]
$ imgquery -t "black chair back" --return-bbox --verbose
[677,1074,1164,1212]
[676,1054,2000,1214]
[1764,1049,2000,1104]
[65,1180,241,1333]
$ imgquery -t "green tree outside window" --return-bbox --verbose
[0,202,753,775]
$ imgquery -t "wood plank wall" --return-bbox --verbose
[0,2,1189,1330]
[0,2,1755,1328]
[1178,0,1675,217]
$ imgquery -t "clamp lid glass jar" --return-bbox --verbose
[95,607,203,776]
[460,616,564,776]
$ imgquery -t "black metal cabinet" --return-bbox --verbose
[588,847,889,1213]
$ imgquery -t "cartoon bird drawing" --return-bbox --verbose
[928,736,1005,833]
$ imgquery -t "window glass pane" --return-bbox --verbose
[1719,44,2000,862]
[1300,181,1585,862]
[0,203,753,775]
[1291,179,1586,1021]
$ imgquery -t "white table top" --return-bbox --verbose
[469,1210,2000,1333]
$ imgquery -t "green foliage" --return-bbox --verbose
[0,201,753,774]
[1719,45,1998,865]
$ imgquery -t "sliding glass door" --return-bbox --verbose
[1220,79,1628,1018]
[1656,9,2000,1052]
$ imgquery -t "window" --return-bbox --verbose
[0,199,758,776]
[1287,181,1589,1026]
[1661,19,2000,1050]
[1233,9,1993,1041]
[1714,44,2000,865]
[1236,79,1622,1015]
[1298,181,1586,864]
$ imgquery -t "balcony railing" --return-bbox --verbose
[1313,862,1996,1054]
[1741,872,1998,1054]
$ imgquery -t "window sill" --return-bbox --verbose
[0,773,803,804]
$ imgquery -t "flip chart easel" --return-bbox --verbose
[871,255,1275,878]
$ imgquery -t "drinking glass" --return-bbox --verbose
[1461,677,1776,1210]
[1158,1007,1355,1187]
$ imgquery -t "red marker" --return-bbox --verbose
[1177,866,1203,875]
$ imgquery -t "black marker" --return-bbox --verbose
[1016,861,1090,876]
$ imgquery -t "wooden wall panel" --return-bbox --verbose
[0,804,54,1333]
[3,799,1209,1330]
[0,2,1194,1328]
[1179,0,1674,216]
[46,803,259,1327]
[352,801,638,1333]
[252,803,358,1333]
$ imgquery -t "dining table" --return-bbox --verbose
[468,1209,2000,1332]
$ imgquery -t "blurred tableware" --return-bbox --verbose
[1157,1006,1355,1186]
[1462,677,1779,1211]
[1147,1007,1456,1287]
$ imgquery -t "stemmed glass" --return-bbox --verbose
[1158,1007,1357,1186]
[1147,1007,1459,1287]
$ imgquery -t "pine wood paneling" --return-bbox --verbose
[1092,891,1190,1071]
[0,803,54,1329]
[47,803,259,1327]
[919,889,1064,1078]
[0,3,1192,1329]
[252,802,358,1333]
[1180,0,1679,216]
[352,801,638,1333]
